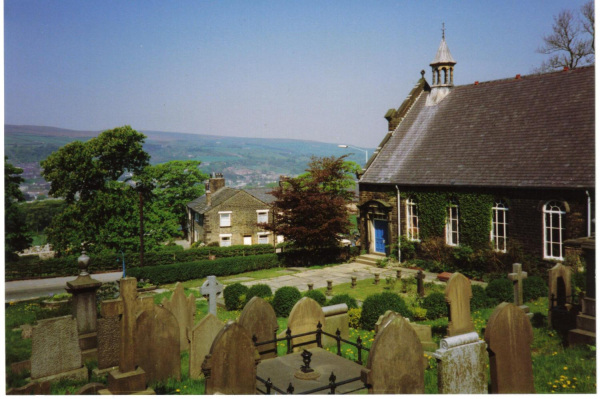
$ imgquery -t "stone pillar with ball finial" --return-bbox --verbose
[65,247,103,361]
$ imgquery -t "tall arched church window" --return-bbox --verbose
[446,200,459,246]
[543,200,566,260]
[406,197,419,241]
[491,201,508,252]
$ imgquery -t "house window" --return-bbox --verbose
[446,200,459,246]
[276,235,285,244]
[406,197,419,241]
[491,201,508,252]
[243,235,252,245]
[194,213,204,226]
[219,234,232,247]
[257,210,269,224]
[257,232,270,245]
[219,211,232,227]
[544,200,565,260]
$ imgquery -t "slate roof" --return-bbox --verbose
[361,66,595,189]
[431,38,456,65]
[187,187,276,214]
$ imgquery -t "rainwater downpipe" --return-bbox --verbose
[586,190,591,236]
[396,185,402,263]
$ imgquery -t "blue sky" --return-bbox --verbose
[4,0,592,147]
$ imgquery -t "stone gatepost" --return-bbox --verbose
[65,251,102,361]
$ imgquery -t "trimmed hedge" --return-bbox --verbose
[224,283,249,310]
[128,254,280,285]
[523,276,548,302]
[327,294,359,309]
[470,285,490,310]
[6,244,275,280]
[303,290,327,306]
[273,286,302,317]
[422,292,448,320]
[360,292,412,330]
[245,284,273,305]
[485,278,514,305]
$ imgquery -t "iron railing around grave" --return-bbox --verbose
[253,322,370,395]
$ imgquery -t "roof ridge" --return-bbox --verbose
[454,65,594,88]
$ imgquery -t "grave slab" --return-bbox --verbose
[288,297,326,352]
[189,313,225,379]
[239,297,279,360]
[161,282,195,352]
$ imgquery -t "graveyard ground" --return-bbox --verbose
[5,277,596,394]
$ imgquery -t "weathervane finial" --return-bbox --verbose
[442,23,445,40]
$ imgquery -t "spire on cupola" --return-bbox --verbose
[426,23,456,106]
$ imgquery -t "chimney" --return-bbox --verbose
[205,181,211,207]
[208,172,226,193]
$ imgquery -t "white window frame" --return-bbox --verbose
[491,201,508,253]
[256,209,269,224]
[243,235,252,246]
[543,200,566,260]
[276,235,285,244]
[219,233,232,247]
[257,232,270,245]
[446,201,459,246]
[405,197,420,241]
[219,211,232,227]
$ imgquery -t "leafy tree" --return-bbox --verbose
[536,1,594,72]
[5,157,32,260]
[144,160,208,237]
[261,155,356,251]
[18,199,67,234]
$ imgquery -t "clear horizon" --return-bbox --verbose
[4,0,591,148]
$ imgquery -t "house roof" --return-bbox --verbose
[360,66,595,189]
[187,187,276,214]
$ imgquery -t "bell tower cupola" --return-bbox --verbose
[426,24,456,106]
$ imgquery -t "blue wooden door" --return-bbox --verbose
[374,220,387,253]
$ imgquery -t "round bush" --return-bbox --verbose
[485,278,513,305]
[245,284,273,305]
[327,294,358,309]
[223,283,249,311]
[422,292,448,320]
[273,286,302,317]
[470,284,490,310]
[523,276,548,302]
[360,292,412,330]
[303,290,327,306]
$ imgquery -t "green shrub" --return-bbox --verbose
[360,292,412,330]
[422,292,448,320]
[572,270,586,295]
[245,284,273,305]
[349,308,362,329]
[531,312,547,328]
[327,294,358,309]
[485,278,513,305]
[128,254,279,285]
[224,283,249,310]
[470,284,490,310]
[523,275,548,302]
[303,290,327,306]
[273,286,302,317]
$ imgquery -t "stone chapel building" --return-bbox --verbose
[358,34,594,262]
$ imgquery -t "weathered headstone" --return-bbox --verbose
[30,315,88,383]
[322,304,349,347]
[432,332,488,394]
[445,273,474,336]
[239,297,279,360]
[417,270,425,297]
[95,316,120,373]
[548,263,572,327]
[566,237,596,346]
[189,313,225,380]
[201,275,223,316]
[361,316,424,394]
[135,305,181,384]
[287,297,326,352]
[508,263,532,318]
[375,310,436,352]
[162,282,195,352]
[202,321,261,395]
[485,303,535,393]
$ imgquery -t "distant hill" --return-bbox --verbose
[5,124,371,188]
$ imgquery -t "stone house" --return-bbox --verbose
[358,34,594,262]
[187,174,283,246]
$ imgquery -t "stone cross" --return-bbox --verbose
[416,271,425,297]
[201,276,223,316]
[101,277,153,373]
[508,263,527,306]
[445,273,474,337]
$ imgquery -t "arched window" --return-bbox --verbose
[406,197,419,241]
[491,201,508,252]
[446,200,459,246]
[543,200,566,260]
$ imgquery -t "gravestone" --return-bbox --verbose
[566,237,596,346]
[361,316,424,394]
[322,304,349,347]
[375,310,436,352]
[548,263,572,327]
[189,313,225,379]
[485,303,535,393]
[162,282,195,352]
[432,332,487,394]
[416,270,425,297]
[135,305,181,384]
[97,277,154,395]
[508,263,532,318]
[287,297,326,352]
[201,276,223,316]
[95,316,120,373]
[30,315,88,383]
[239,297,279,360]
[445,273,474,336]
[202,321,261,395]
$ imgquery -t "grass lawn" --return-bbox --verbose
[160,267,297,291]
